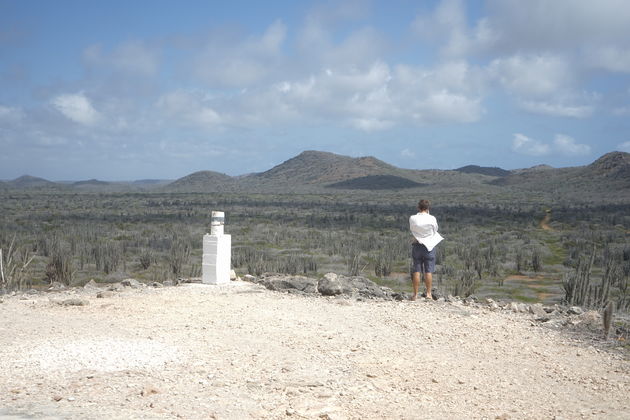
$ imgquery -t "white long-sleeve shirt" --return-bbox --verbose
[409,212,443,251]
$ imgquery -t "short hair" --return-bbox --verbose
[417,199,430,211]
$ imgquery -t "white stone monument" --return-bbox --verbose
[202,211,231,284]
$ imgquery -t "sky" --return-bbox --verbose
[1,0,630,181]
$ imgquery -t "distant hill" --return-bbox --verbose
[587,151,630,179]
[73,179,110,187]
[327,175,426,190]
[133,179,172,186]
[8,175,58,189]
[163,171,236,192]
[3,151,628,201]
[455,165,510,177]
[252,150,401,185]
[490,151,630,198]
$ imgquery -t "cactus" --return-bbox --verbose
[603,301,614,339]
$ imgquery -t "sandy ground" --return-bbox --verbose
[0,281,628,420]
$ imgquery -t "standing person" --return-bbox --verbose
[409,199,443,301]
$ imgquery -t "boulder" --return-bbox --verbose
[83,279,100,290]
[121,278,142,289]
[230,270,237,281]
[48,282,66,291]
[568,306,583,315]
[318,273,343,296]
[58,298,89,306]
[528,303,547,318]
[150,282,163,288]
[256,274,318,294]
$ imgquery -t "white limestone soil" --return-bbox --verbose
[0,282,628,420]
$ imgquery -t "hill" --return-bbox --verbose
[163,170,236,192]
[491,151,630,198]
[327,174,426,190]
[7,175,59,189]
[251,150,401,185]
[455,165,510,177]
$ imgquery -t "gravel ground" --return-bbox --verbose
[0,281,628,419]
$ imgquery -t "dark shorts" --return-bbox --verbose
[411,243,436,274]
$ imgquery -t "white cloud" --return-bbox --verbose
[613,106,630,116]
[519,100,593,118]
[83,41,159,76]
[553,134,591,155]
[513,133,592,156]
[488,54,572,98]
[512,133,550,156]
[0,105,23,122]
[586,47,630,73]
[411,0,498,58]
[51,93,101,125]
[618,141,630,152]
[192,20,287,87]
[156,90,222,129]
[401,148,415,158]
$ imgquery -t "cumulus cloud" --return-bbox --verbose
[613,106,630,116]
[83,41,159,76]
[519,100,593,118]
[191,20,287,88]
[618,141,630,152]
[512,133,550,156]
[156,90,222,129]
[411,0,497,58]
[51,93,101,125]
[512,133,591,156]
[553,134,591,155]
[401,148,415,158]
[488,54,572,97]
[0,105,23,122]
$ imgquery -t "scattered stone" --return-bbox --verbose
[107,283,123,292]
[52,395,63,402]
[318,273,343,296]
[121,278,142,289]
[48,282,66,291]
[507,302,519,312]
[58,298,89,306]
[163,280,175,287]
[568,306,583,315]
[96,291,114,299]
[230,270,237,281]
[529,303,547,318]
[286,408,295,416]
[83,279,100,290]
[141,386,160,396]
[150,282,163,288]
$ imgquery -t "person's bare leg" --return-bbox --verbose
[424,273,433,299]
[411,272,420,301]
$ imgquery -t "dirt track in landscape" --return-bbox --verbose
[0,281,628,419]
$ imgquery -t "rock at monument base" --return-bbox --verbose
[317,273,343,296]
[121,278,143,288]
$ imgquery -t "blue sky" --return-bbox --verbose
[1,0,630,180]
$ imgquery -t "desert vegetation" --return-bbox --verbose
[1,188,629,314]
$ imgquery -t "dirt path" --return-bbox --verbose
[1,282,628,419]
[540,211,552,231]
